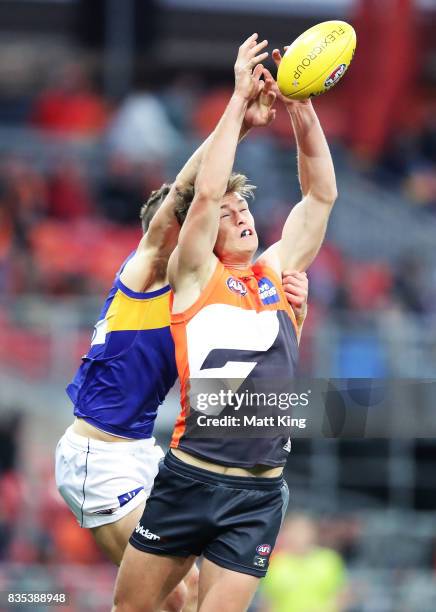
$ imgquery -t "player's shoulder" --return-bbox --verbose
[118,248,171,296]
[252,257,281,286]
[254,243,281,278]
[116,250,137,277]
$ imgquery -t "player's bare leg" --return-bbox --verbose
[91,501,145,565]
[112,544,196,612]
[197,558,259,612]
[181,564,199,612]
[92,503,195,612]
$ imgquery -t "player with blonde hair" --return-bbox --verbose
[113,34,336,612]
[55,42,308,612]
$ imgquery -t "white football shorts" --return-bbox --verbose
[55,426,164,528]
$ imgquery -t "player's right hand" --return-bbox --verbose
[282,270,308,325]
[234,33,269,102]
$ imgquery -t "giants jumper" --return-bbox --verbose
[170,259,299,467]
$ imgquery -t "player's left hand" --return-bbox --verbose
[282,270,308,325]
[234,33,269,102]
[243,76,277,129]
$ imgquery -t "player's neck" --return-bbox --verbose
[219,254,253,270]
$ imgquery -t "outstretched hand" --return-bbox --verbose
[244,76,277,129]
[265,47,312,109]
[234,33,269,102]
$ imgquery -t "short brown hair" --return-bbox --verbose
[174,173,256,226]
[140,183,172,233]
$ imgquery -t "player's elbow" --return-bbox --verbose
[327,187,338,205]
[173,176,192,194]
[192,188,221,208]
[310,186,338,207]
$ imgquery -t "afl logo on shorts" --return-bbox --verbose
[258,277,279,305]
[256,543,272,556]
[226,276,247,297]
[324,63,346,88]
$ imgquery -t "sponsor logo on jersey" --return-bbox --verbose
[226,276,247,297]
[258,277,279,305]
[135,524,160,541]
[92,507,117,515]
[118,486,144,508]
[256,544,272,556]
[324,63,346,88]
[90,318,108,346]
[253,555,267,568]
[283,437,292,452]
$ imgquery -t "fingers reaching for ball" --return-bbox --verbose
[272,49,283,67]
[272,45,291,67]
[234,33,269,101]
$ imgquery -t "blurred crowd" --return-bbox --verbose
[0,413,352,610]
[0,62,434,311]
[0,413,358,611]
[2,414,436,612]
[0,63,436,384]
[0,62,434,385]
[1,2,435,609]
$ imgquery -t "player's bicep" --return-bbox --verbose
[278,197,329,272]
[119,247,158,292]
[120,185,189,292]
[144,185,181,253]
[167,246,208,303]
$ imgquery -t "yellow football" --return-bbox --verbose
[277,20,356,99]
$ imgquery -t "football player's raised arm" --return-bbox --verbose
[278,98,337,272]
[141,111,256,258]
[120,60,271,293]
[172,34,268,287]
[259,60,337,275]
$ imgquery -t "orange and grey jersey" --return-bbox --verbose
[170,260,299,468]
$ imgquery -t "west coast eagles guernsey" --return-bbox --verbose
[67,253,177,439]
[170,260,299,467]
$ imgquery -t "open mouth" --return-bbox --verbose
[240,229,253,238]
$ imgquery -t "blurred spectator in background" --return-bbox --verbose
[0,157,48,292]
[393,253,429,315]
[261,514,350,612]
[48,157,96,220]
[1,157,48,242]
[160,73,201,134]
[99,154,164,225]
[31,62,109,138]
[0,414,24,561]
[107,91,182,162]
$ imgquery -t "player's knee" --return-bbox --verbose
[162,581,188,612]
[185,566,199,592]
[112,599,154,612]
[113,586,156,612]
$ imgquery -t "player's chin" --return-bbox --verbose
[239,234,258,249]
